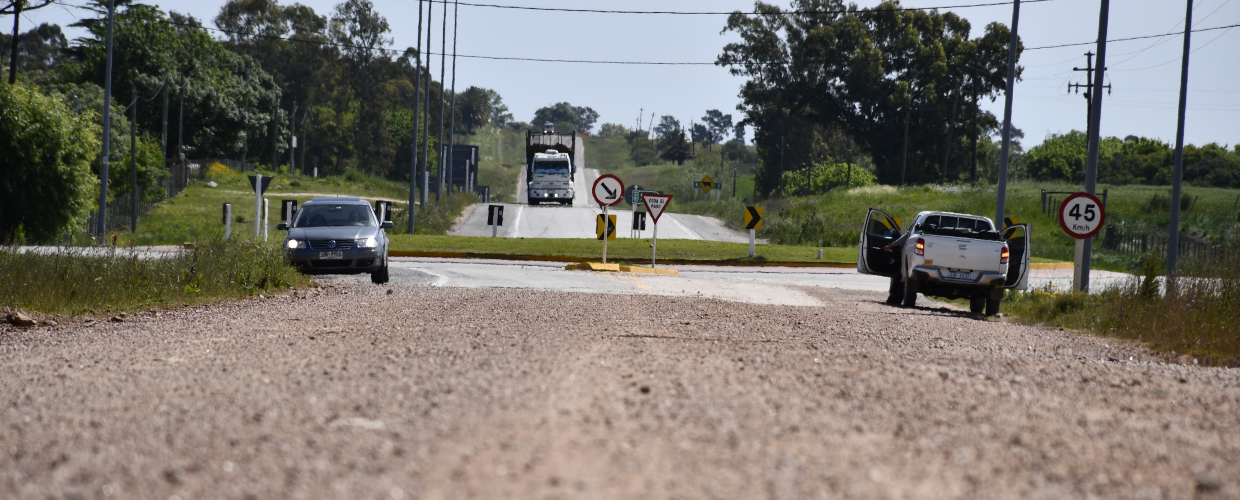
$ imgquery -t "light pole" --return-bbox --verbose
[97,0,116,240]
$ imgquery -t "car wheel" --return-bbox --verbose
[985,295,1002,316]
[970,295,985,314]
[371,259,389,284]
[902,278,919,308]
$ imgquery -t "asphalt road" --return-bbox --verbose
[5,267,1236,499]
[454,136,746,242]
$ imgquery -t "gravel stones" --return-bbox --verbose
[1,284,1237,498]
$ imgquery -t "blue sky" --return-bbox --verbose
[20,0,1240,149]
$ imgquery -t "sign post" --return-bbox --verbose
[642,193,673,268]
[248,174,272,239]
[1058,192,1106,292]
[745,206,763,257]
[592,174,624,263]
[487,205,504,237]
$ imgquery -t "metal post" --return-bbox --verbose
[223,203,231,239]
[749,229,756,257]
[436,1,447,201]
[289,99,297,173]
[254,173,262,238]
[97,0,116,240]
[652,222,658,268]
[602,205,608,264]
[263,198,269,242]
[1168,0,1193,280]
[1080,0,1111,292]
[409,0,424,233]
[161,71,168,161]
[901,102,910,187]
[270,92,279,169]
[130,86,138,233]
[995,0,1020,228]
[421,0,433,208]
[446,0,459,193]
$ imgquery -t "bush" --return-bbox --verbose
[780,159,877,197]
[0,238,310,314]
[0,82,100,243]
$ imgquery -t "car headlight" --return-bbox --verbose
[357,237,378,248]
[286,239,303,250]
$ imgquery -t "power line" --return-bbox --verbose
[424,0,1052,15]
[1025,22,1240,50]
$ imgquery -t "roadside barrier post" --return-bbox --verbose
[253,173,262,239]
[263,198,269,242]
[223,203,231,239]
[749,229,755,257]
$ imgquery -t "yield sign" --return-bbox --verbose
[642,193,673,224]
[700,175,714,193]
[592,174,624,207]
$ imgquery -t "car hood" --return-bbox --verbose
[288,226,379,241]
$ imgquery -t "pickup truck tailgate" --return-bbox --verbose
[922,236,1005,273]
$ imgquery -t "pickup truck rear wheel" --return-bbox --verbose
[984,295,1001,316]
[902,279,919,308]
[969,295,985,314]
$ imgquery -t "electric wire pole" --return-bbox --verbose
[97,0,116,240]
[1068,52,1110,140]
[420,0,433,208]
[409,0,423,232]
[446,0,459,195]
[435,1,447,201]
[1168,0,1193,280]
[1080,0,1112,293]
[995,0,1020,229]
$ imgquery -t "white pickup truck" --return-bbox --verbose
[857,209,1030,316]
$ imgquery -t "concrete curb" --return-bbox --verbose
[564,262,680,276]
[391,250,1072,270]
[618,266,680,276]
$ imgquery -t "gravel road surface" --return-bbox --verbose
[3,276,1237,499]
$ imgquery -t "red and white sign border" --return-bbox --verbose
[641,193,673,224]
[592,174,625,207]
[1057,191,1106,239]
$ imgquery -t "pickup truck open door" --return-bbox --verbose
[858,208,902,277]
[1002,224,1031,290]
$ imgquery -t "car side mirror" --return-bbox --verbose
[380,221,394,229]
[277,223,288,230]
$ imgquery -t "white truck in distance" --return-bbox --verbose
[857,209,1030,316]
[525,124,576,205]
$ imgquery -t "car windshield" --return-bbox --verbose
[292,204,377,228]
[533,160,569,175]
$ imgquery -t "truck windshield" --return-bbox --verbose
[533,161,569,175]
[292,204,377,228]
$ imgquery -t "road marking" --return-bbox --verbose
[668,214,703,240]
[627,274,651,290]
[510,205,523,237]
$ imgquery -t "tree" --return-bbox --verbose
[659,130,694,166]
[0,82,99,242]
[653,115,681,142]
[690,123,709,144]
[330,0,393,173]
[456,86,492,134]
[733,122,746,143]
[702,109,732,145]
[597,123,628,138]
[718,0,1019,192]
[532,102,598,133]
[0,22,66,75]
[3,0,57,83]
[484,88,512,127]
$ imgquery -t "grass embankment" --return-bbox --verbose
[0,238,310,315]
[121,167,470,245]
[389,235,855,263]
[468,125,526,203]
[1002,256,1240,367]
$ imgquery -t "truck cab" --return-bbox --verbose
[858,209,1030,316]
[528,150,574,205]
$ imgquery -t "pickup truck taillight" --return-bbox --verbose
[915,238,925,256]
[1001,245,1010,264]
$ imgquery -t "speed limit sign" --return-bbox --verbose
[1058,192,1106,239]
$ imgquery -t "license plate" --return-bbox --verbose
[319,251,344,260]
[947,270,973,280]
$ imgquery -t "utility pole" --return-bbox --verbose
[778,136,785,198]
[1079,0,1111,293]
[160,71,168,161]
[970,77,979,183]
[408,2,423,231]
[436,1,447,200]
[1068,52,1110,139]
[421,0,434,208]
[1168,0,1193,280]
[178,76,186,187]
[270,91,279,170]
[446,0,459,194]
[97,0,116,239]
[900,100,910,187]
[300,111,310,178]
[995,0,1020,229]
[940,87,960,185]
[129,86,138,233]
[289,99,297,174]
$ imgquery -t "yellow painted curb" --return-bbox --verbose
[1030,262,1074,269]
[619,266,679,276]
[565,262,621,272]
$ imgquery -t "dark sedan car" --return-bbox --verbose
[277,197,391,284]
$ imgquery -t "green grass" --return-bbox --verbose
[466,125,525,203]
[118,166,472,245]
[389,234,856,263]
[0,238,311,315]
[1001,259,1240,367]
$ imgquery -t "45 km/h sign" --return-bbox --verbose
[1058,192,1106,239]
